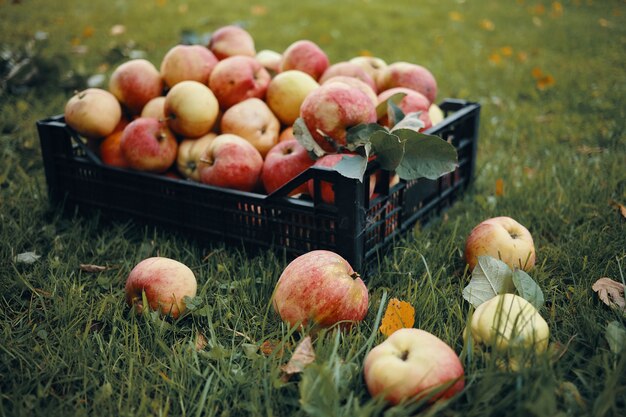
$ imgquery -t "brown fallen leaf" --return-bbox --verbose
[280,336,315,381]
[609,200,626,219]
[79,264,112,273]
[592,277,625,311]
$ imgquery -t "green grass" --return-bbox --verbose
[1,0,625,416]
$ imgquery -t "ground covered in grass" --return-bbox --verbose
[1,1,625,416]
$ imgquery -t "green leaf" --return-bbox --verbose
[388,100,406,128]
[390,111,425,133]
[333,154,368,182]
[375,92,406,120]
[293,117,326,159]
[462,256,515,308]
[346,123,386,151]
[369,130,404,171]
[512,269,545,309]
[606,321,626,354]
[395,132,458,180]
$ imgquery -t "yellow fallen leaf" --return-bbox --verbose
[495,178,505,196]
[480,19,495,31]
[379,298,415,337]
[281,336,315,381]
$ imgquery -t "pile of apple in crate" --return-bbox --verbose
[64,25,547,406]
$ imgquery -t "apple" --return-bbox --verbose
[377,87,432,130]
[299,82,377,152]
[220,98,280,158]
[208,55,271,109]
[429,103,445,126]
[266,70,320,125]
[208,25,256,60]
[109,58,164,115]
[363,328,465,405]
[164,80,219,138]
[99,130,129,168]
[64,88,122,139]
[319,61,377,92]
[120,117,178,173]
[176,133,216,181]
[349,56,388,91]
[160,44,218,88]
[280,39,330,81]
[307,153,376,204]
[255,49,282,75]
[322,75,378,106]
[140,96,166,120]
[378,61,438,105]
[125,256,197,319]
[198,133,263,192]
[464,216,536,271]
[261,139,315,195]
[278,126,295,142]
[467,293,549,353]
[272,250,368,328]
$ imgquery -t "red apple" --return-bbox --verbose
[377,87,432,129]
[109,59,164,115]
[272,250,368,328]
[300,83,377,152]
[278,126,295,142]
[378,61,438,105]
[99,130,129,168]
[307,153,376,204]
[319,61,377,92]
[198,133,263,192]
[349,56,388,91]
[464,216,536,271]
[261,139,315,195]
[220,98,280,157]
[120,117,178,173]
[323,75,378,106]
[208,25,256,60]
[364,328,465,404]
[160,44,218,88]
[280,39,330,81]
[164,80,219,138]
[176,133,216,181]
[125,257,197,319]
[64,88,122,139]
[208,55,271,109]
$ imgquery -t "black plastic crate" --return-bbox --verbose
[36,98,480,273]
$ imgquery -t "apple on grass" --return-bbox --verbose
[299,82,377,153]
[364,328,465,405]
[198,133,263,192]
[109,58,164,115]
[164,80,219,138]
[272,250,368,328]
[64,88,122,140]
[261,139,314,196]
[220,98,280,158]
[160,44,218,88]
[176,133,216,181]
[120,117,178,173]
[208,25,256,60]
[279,39,329,81]
[307,153,376,205]
[125,257,197,319]
[464,216,536,271]
[208,55,271,110]
[266,70,320,126]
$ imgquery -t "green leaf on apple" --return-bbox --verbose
[346,123,385,150]
[293,117,326,159]
[333,154,368,183]
[390,111,425,133]
[462,256,515,308]
[369,130,404,171]
[387,100,406,129]
[512,269,545,310]
[395,132,458,180]
[375,92,406,121]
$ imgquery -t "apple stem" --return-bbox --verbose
[400,350,409,361]
[350,272,361,280]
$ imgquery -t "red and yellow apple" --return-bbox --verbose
[140,96,166,120]
[377,87,432,129]
[378,61,438,105]
[319,61,377,92]
[261,139,314,196]
[164,80,219,138]
[120,117,178,173]
[280,39,329,81]
[109,58,163,115]
[208,55,271,109]
[208,25,256,60]
[125,257,197,319]
[176,133,216,181]
[323,75,378,106]
[349,56,388,91]
[272,250,368,328]
[220,98,280,157]
[64,88,122,139]
[160,44,218,88]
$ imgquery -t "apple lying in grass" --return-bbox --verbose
[208,24,256,60]
[272,250,368,328]
[307,153,376,204]
[64,88,122,139]
[176,133,216,181]
[464,216,536,271]
[209,55,271,109]
[125,257,197,319]
[109,58,164,115]
[266,69,320,126]
[120,117,178,173]
[220,98,280,158]
[261,139,314,195]
[300,82,377,152]
[160,44,218,88]
[198,133,263,192]
[378,61,438,105]
[280,39,329,81]
[164,80,219,138]
[364,328,465,405]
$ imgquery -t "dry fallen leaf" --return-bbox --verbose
[195,332,208,351]
[79,264,112,273]
[379,298,415,337]
[609,200,626,219]
[280,336,315,381]
[260,339,283,356]
[495,178,505,196]
[592,277,626,312]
